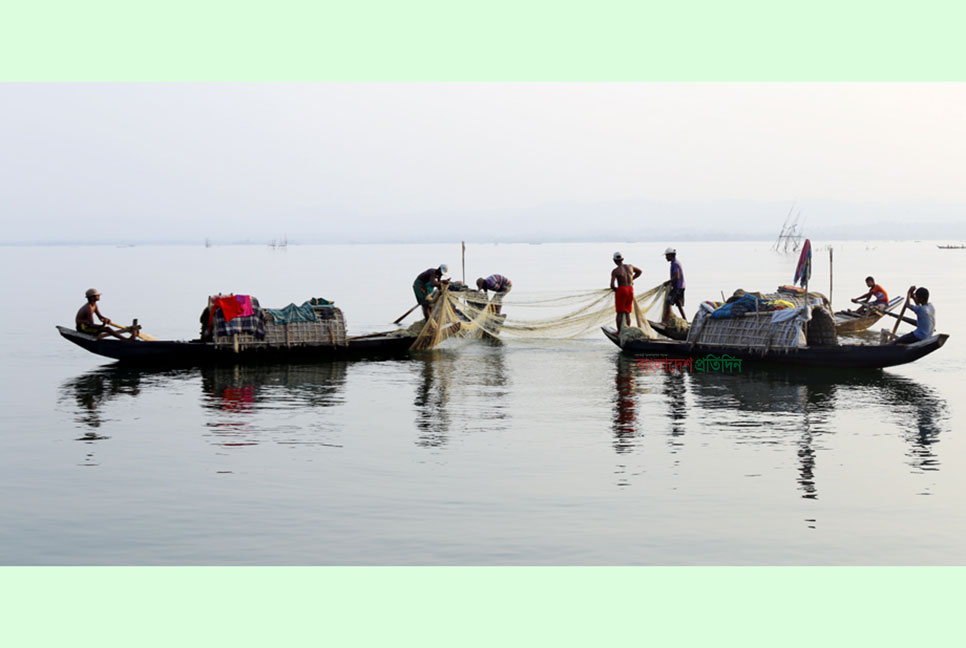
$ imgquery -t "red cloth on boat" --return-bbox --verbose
[214,296,244,323]
[614,286,634,313]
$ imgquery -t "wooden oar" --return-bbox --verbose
[891,297,911,336]
[109,320,157,341]
[880,310,917,326]
[393,303,420,325]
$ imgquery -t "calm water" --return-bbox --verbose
[0,240,962,564]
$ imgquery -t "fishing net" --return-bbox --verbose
[409,283,671,350]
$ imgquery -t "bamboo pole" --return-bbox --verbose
[829,247,833,309]
[462,241,466,284]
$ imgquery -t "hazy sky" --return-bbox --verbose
[2,83,965,243]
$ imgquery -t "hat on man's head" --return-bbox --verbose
[85,288,101,298]
[613,251,623,261]
[439,264,449,275]
[664,247,676,255]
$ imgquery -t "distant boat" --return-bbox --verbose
[937,244,966,249]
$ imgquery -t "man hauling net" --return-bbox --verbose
[610,252,642,332]
[412,264,449,320]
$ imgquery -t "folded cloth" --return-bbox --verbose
[214,298,265,339]
[711,294,765,319]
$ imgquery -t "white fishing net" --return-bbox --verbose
[409,283,671,350]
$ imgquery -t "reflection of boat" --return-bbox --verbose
[602,326,948,369]
[57,326,414,366]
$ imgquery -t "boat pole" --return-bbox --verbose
[829,246,833,309]
[462,240,466,284]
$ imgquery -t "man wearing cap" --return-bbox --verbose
[663,247,687,323]
[610,252,642,332]
[413,265,450,320]
[75,289,131,339]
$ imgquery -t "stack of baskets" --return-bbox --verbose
[263,307,346,347]
[213,304,346,349]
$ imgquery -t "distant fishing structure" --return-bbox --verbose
[269,235,288,250]
[772,204,806,254]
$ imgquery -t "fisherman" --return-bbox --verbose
[851,276,889,313]
[75,289,133,339]
[610,252,642,332]
[475,274,512,314]
[413,264,449,320]
[662,247,687,323]
[893,286,935,345]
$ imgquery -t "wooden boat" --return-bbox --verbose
[57,325,415,366]
[647,319,688,341]
[832,296,904,334]
[602,326,948,370]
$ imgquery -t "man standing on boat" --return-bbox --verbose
[893,286,935,345]
[662,247,687,323]
[610,252,641,332]
[413,264,449,320]
[476,274,512,313]
[75,289,132,339]
[851,276,889,313]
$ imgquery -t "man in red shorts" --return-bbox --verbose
[610,251,642,331]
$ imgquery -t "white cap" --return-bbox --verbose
[664,247,676,255]
[613,251,623,260]
[85,288,101,298]
[439,263,449,274]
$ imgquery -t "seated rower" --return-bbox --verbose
[413,264,449,320]
[851,276,889,313]
[475,274,512,313]
[76,289,133,340]
[893,286,935,345]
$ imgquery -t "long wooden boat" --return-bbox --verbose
[602,326,948,370]
[58,325,415,366]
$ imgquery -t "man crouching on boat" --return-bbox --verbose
[76,289,133,340]
[610,252,641,332]
[413,264,449,320]
[893,286,935,345]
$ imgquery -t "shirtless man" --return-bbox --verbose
[75,289,131,339]
[610,252,642,331]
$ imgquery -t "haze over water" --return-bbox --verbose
[1,240,962,564]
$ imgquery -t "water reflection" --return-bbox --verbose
[200,363,349,448]
[59,366,190,429]
[612,356,690,455]
[411,347,511,448]
[612,356,638,453]
[688,368,950,494]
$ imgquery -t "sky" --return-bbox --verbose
[2,82,965,244]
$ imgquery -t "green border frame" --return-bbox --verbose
[3,2,965,645]
[3,1,966,81]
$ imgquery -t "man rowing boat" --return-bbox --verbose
[75,289,133,340]
[851,276,889,314]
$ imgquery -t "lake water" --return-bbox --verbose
[1,240,962,564]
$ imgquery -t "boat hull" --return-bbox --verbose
[601,326,948,370]
[58,326,414,366]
